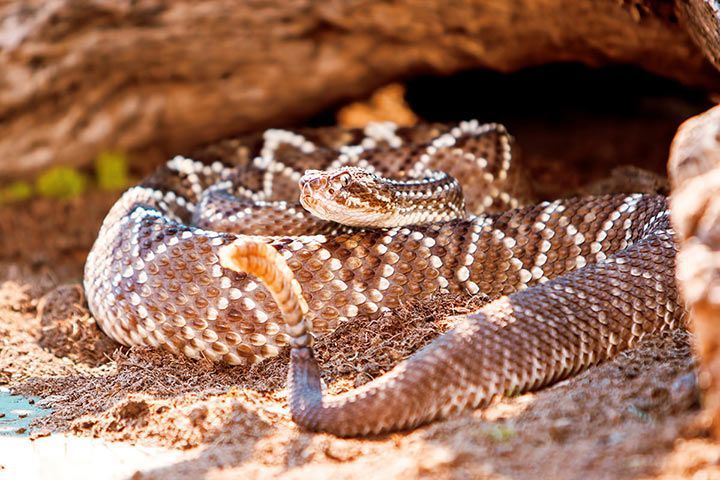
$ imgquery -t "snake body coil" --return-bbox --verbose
[84,121,684,435]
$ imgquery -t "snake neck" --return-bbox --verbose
[385,171,467,225]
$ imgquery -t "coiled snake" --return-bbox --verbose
[84,121,684,436]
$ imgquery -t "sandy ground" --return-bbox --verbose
[2,77,720,479]
[0,172,717,480]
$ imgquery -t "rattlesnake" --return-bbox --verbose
[84,121,684,436]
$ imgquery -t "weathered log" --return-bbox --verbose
[1,0,719,177]
[669,104,720,436]
[678,0,720,70]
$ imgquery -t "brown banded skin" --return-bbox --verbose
[211,195,682,436]
[218,241,312,348]
[285,207,681,435]
[85,121,532,364]
[83,121,684,435]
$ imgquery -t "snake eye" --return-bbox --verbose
[339,174,351,186]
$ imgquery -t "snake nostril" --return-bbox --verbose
[304,177,327,192]
[298,173,314,189]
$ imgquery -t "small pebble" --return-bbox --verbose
[671,372,700,410]
[549,418,573,443]
[30,429,51,441]
[607,431,625,446]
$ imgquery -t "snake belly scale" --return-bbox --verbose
[84,121,684,435]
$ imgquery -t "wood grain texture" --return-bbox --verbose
[669,104,720,437]
[678,0,720,70]
[2,0,719,177]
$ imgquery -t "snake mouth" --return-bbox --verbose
[299,183,316,209]
[299,181,333,220]
[299,171,333,214]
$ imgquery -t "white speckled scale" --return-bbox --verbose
[85,121,684,436]
[85,122,535,364]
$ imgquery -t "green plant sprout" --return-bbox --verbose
[483,424,516,442]
[35,167,88,199]
[0,181,33,204]
[95,151,130,191]
[0,150,131,204]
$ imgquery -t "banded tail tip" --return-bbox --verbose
[218,240,312,348]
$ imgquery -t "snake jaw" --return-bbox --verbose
[298,170,328,215]
[298,182,317,211]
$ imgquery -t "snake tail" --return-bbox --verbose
[224,215,681,436]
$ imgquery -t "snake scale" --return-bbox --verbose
[84,121,685,436]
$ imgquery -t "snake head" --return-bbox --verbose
[299,167,394,227]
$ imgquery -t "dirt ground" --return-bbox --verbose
[0,190,716,480]
[2,74,720,479]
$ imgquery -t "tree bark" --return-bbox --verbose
[669,105,720,436]
[1,0,719,177]
[678,0,720,70]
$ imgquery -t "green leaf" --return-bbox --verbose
[35,167,87,199]
[95,151,130,191]
[0,181,33,204]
